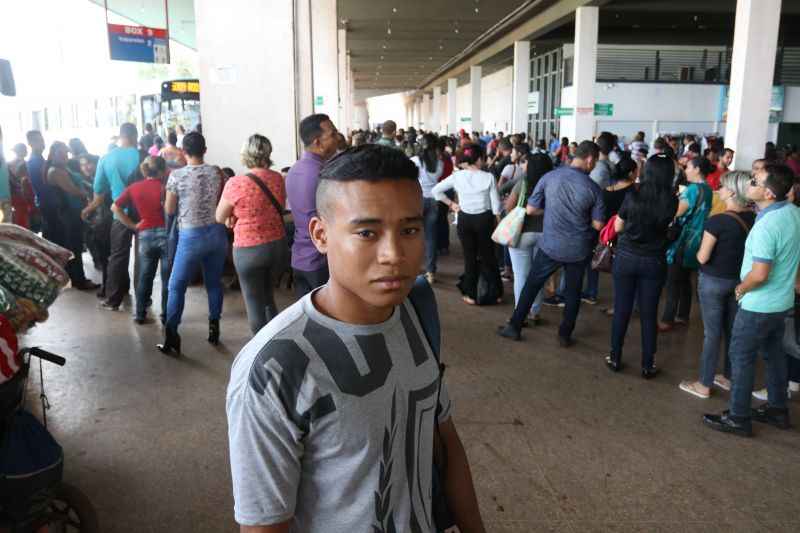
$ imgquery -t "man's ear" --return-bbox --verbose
[309,216,329,255]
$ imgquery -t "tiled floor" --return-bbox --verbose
[21,246,799,532]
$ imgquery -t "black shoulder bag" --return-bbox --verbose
[246,173,286,217]
[408,277,457,532]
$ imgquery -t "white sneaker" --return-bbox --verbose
[713,374,731,392]
[752,387,792,401]
[752,388,768,401]
[790,381,800,393]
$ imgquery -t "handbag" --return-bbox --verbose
[591,216,617,272]
[407,277,456,532]
[668,183,706,243]
[491,179,527,247]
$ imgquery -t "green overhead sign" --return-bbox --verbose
[555,107,573,117]
[460,117,471,122]
[594,103,614,116]
[315,95,324,106]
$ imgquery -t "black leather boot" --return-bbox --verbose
[208,319,220,346]
[157,327,181,355]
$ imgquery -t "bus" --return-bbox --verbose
[140,79,200,137]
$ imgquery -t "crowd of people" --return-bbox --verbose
[3,113,800,531]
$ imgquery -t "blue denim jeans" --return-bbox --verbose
[423,197,438,274]
[697,272,738,387]
[135,228,170,321]
[165,224,228,331]
[583,263,599,300]
[509,249,589,338]
[507,232,543,316]
[610,250,667,369]
[728,308,789,419]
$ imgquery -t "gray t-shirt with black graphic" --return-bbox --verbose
[227,290,452,532]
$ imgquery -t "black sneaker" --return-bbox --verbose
[134,316,154,325]
[558,336,575,348]
[544,296,565,308]
[99,301,119,312]
[751,404,791,429]
[496,324,521,341]
[581,296,597,305]
[702,413,753,437]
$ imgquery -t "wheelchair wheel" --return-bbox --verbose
[45,482,98,532]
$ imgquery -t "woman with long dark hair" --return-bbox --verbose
[605,155,678,378]
[411,133,444,284]
[504,152,553,324]
[432,143,502,305]
[659,156,713,331]
[44,141,98,290]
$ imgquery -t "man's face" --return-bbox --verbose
[312,179,424,311]
[583,154,597,173]
[747,169,770,202]
[29,134,44,153]
[752,160,765,173]
[316,120,340,159]
[707,151,719,164]
[721,151,734,168]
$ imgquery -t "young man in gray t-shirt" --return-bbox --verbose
[227,144,485,532]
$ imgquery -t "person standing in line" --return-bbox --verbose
[679,171,754,398]
[216,134,289,335]
[159,130,187,169]
[26,130,55,238]
[82,123,142,308]
[629,131,648,156]
[158,132,228,354]
[8,143,36,229]
[111,156,170,325]
[504,152,553,325]
[548,131,561,155]
[0,125,10,223]
[659,157,713,331]
[286,114,339,297]
[139,123,155,153]
[410,133,444,284]
[703,165,800,437]
[497,141,605,346]
[226,144,485,532]
[44,141,98,291]
[375,120,398,148]
[603,155,678,378]
[432,144,502,305]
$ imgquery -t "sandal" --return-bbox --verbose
[462,296,476,306]
[713,374,732,391]
[679,380,710,399]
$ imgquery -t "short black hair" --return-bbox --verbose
[317,144,419,216]
[167,130,178,146]
[182,131,206,157]
[299,114,331,147]
[26,130,42,143]
[764,164,795,201]
[575,140,600,160]
[596,134,614,155]
[689,156,714,177]
[498,139,512,151]
[120,122,138,142]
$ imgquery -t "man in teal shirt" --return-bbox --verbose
[0,125,10,223]
[704,164,800,437]
[82,123,141,309]
[375,120,398,148]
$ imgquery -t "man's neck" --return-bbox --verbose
[570,159,587,172]
[599,153,608,161]
[305,148,325,160]
[119,140,135,148]
[756,198,776,211]
[187,156,204,166]
[313,283,394,325]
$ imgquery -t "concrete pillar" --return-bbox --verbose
[447,78,458,134]
[571,6,599,142]
[470,66,482,133]
[354,102,369,130]
[337,28,348,132]
[422,93,431,130]
[295,0,314,121]
[726,0,781,170]
[195,0,310,170]
[312,0,339,123]
[512,41,530,134]
[432,86,442,133]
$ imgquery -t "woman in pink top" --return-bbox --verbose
[216,134,288,334]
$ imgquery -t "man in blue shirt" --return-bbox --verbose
[25,130,55,238]
[704,164,800,437]
[498,141,605,347]
[81,123,141,309]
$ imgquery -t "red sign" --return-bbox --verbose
[107,24,168,39]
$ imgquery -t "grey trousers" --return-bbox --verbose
[233,238,289,334]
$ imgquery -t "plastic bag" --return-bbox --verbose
[0,223,72,266]
[0,247,61,308]
[0,242,68,288]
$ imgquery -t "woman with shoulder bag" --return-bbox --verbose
[659,156,713,332]
[605,155,678,378]
[216,134,289,335]
[679,171,755,398]
[504,152,552,324]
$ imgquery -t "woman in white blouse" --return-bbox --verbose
[410,133,444,284]
[432,143,502,305]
